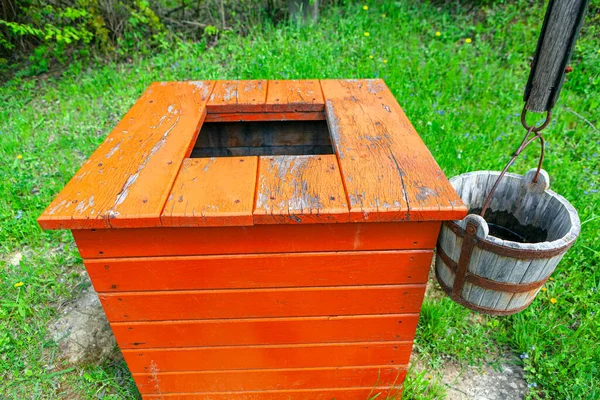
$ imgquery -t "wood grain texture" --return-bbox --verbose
[133,365,406,394]
[204,111,325,123]
[161,157,258,227]
[207,80,267,113]
[86,250,432,292]
[265,80,324,112]
[99,285,426,322]
[254,155,349,224]
[122,341,412,372]
[143,386,402,399]
[321,79,466,223]
[112,314,420,349]
[72,221,441,258]
[38,81,215,230]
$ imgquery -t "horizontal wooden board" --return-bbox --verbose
[73,221,440,258]
[161,157,258,227]
[204,111,326,123]
[100,285,426,322]
[134,365,406,394]
[264,80,325,112]
[143,386,402,399]
[123,341,412,373]
[86,250,432,292]
[112,314,420,349]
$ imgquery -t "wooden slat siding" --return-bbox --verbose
[254,155,349,224]
[99,285,426,322]
[86,251,432,292]
[133,365,406,394]
[205,111,326,123]
[161,157,258,227]
[38,81,215,230]
[321,79,467,223]
[194,120,331,149]
[143,386,402,400]
[122,341,412,373]
[112,314,420,349]
[72,221,440,258]
[207,80,267,113]
[265,80,325,112]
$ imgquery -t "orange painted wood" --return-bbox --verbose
[38,81,215,230]
[321,79,467,222]
[207,80,267,113]
[254,155,349,224]
[86,250,432,292]
[99,285,425,322]
[72,221,440,258]
[122,341,412,373]
[265,80,325,112]
[161,157,258,227]
[143,386,402,400]
[204,111,325,123]
[133,365,406,394]
[112,314,420,349]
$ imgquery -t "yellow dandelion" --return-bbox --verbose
[381,13,386,18]
[465,38,472,44]
[364,32,370,37]
[549,277,554,281]
[428,374,433,379]
[541,287,547,292]
[435,31,441,37]
[363,5,368,10]
[17,154,23,159]
[383,59,388,64]
[14,282,24,288]
[550,298,557,304]
[369,55,374,59]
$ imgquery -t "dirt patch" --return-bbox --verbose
[442,362,528,400]
[48,271,116,365]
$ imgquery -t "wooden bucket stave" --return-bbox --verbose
[435,169,580,315]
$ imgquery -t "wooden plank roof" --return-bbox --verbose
[38,79,466,229]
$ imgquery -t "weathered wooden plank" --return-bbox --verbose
[254,155,349,224]
[161,157,258,227]
[134,365,406,394]
[143,386,402,400]
[122,341,412,373]
[321,79,467,222]
[112,314,420,349]
[38,81,215,230]
[99,285,426,322]
[265,80,325,112]
[194,120,332,149]
[72,221,441,258]
[86,250,432,292]
[204,111,325,123]
[207,80,267,113]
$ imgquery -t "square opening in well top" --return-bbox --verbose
[191,120,334,157]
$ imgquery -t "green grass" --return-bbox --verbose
[1,0,599,398]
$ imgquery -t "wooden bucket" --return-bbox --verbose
[435,168,580,315]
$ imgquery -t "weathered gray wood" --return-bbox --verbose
[524,0,589,112]
[437,169,580,314]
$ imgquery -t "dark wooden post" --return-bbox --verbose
[288,0,319,23]
[524,0,590,113]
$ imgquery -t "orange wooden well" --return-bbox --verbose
[39,79,467,399]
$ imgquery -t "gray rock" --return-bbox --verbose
[49,272,116,365]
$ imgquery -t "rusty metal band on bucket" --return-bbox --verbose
[434,265,534,316]
[436,244,548,293]
[444,221,573,259]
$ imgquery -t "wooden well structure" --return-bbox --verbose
[39,79,467,399]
